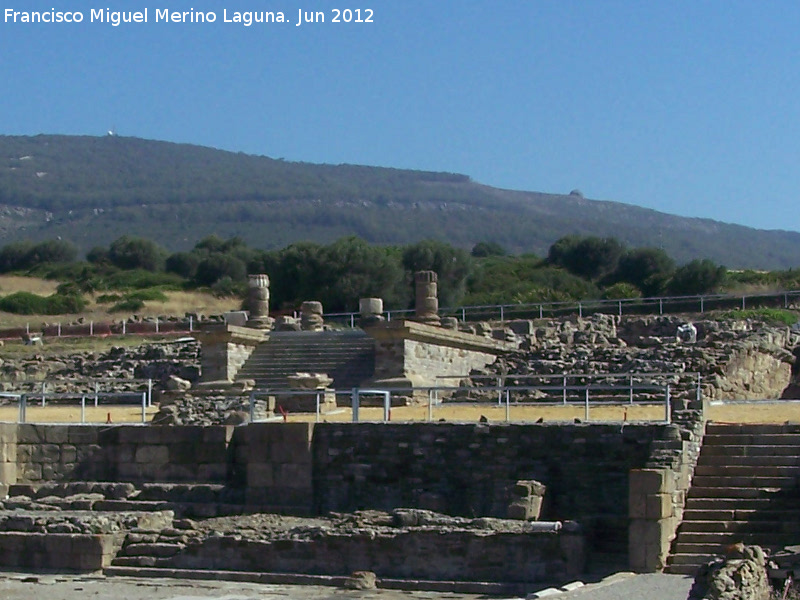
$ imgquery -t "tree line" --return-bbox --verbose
[0,233,789,315]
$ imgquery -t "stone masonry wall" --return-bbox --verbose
[312,422,666,556]
[11,424,234,485]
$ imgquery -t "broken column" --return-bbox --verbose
[414,271,441,326]
[507,479,546,520]
[359,297,384,327]
[245,274,274,330]
[300,301,324,331]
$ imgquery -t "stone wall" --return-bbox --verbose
[163,527,583,584]
[9,424,234,486]
[0,532,123,571]
[195,324,267,383]
[235,422,314,513]
[312,422,665,557]
[367,320,511,390]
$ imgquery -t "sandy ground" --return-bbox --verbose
[0,400,796,425]
[0,573,485,600]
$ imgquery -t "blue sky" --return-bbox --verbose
[2,1,799,232]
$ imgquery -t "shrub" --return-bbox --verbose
[125,289,169,302]
[603,282,642,300]
[110,298,145,313]
[0,291,86,315]
[718,308,798,326]
[96,293,123,304]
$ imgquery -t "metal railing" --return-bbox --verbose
[0,378,154,408]
[0,317,197,340]
[323,289,800,327]
[249,377,682,424]
[12,391,149,424]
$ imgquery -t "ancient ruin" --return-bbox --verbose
[1,272,800,595]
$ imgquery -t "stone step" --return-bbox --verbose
[706,423,800,435]
[694,456,800,477]
[685,497,779,510]
[671,541,729,555]
[687,486,797,499]
[702,433,800,446]
[677,520,800,534]
[696,456,800,468]
[664,563,705,576]
[699,445,800,458]
[672,531,800,547]
[683,508,800,521]
[690,475,799,488]
[667,552,718,566]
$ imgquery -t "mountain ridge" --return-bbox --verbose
[0,134,798,269]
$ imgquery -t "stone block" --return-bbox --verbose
[0,462,17,483]
[17,424,44,444]
[198,463,228,482]
[0,423,18,444]
[60,444,77,464]
[135,445,169,464]
[275,463,312,490]
[0,443,15,463]
[67,426,99,445]
[646,493,673,520]
[43,426,69,444]
[247,463,274,487]
[20,463,42,481]
[629,468,670,496]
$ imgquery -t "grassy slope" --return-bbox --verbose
[1,135,799,268]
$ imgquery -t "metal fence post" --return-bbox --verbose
[562,375,567,405]
[18,395,26,423]
[147,379,153,407]
[659,299,663,315]
[142,392,147,424]
[742,296,746,310]
[629,375,634,404]
[578,303,583,318]
[500,305,505,322]
[584,387,590,421]
[94,381,99,407]
[80,396,86,424]
[57,322,61,337]
[505,388,510,422]
[618,301,622,317]
[90,321,94,336]
[249,391,255,423]
[461,307,466,322]
[665,385,671,424]
[156,317,159,333]
[351,388,359,423]
[539,305,543,319]
[189,315,193,332]
[700,297,704,313]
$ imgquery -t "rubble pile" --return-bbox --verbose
[470,314,799,402]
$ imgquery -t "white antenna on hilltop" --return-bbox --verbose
[107,126,118,137]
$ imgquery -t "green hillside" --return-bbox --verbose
[0,134,798,269]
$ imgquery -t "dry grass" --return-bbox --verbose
[0,275,60,296]
[0,399,796,425]
[283,401,800,425]
[0,280,240,329]
[0,404,157,424]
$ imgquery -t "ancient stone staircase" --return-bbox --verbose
[235,330,376,390]
[667,423,800,574]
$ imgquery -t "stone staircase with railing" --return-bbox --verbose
[666,423,800,574]
[234,330,376,390]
